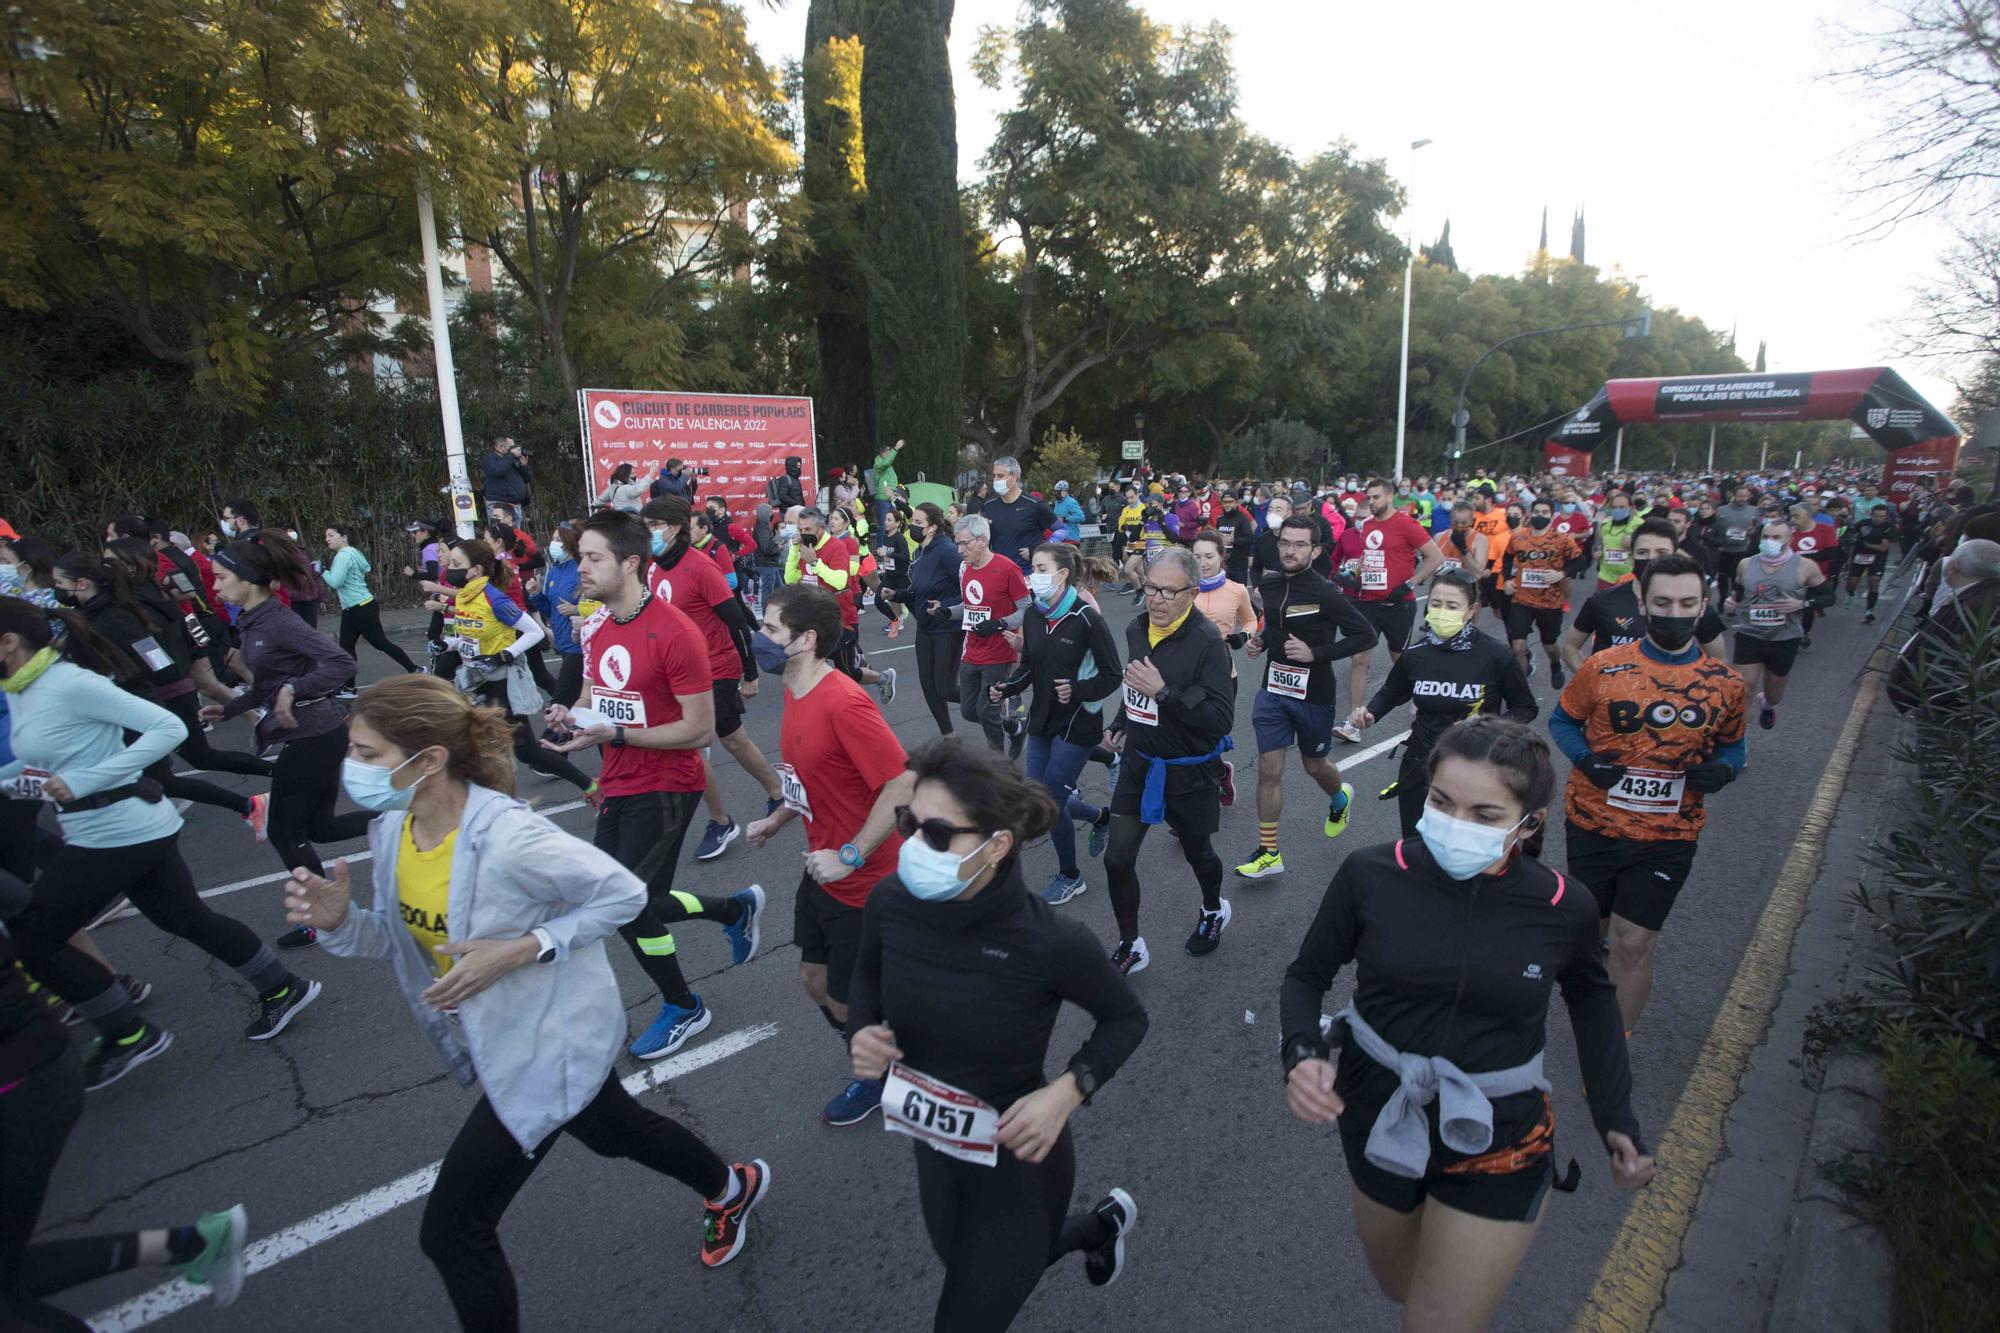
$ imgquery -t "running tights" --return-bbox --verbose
[915,630,962,735]
[420,1079,727,1333]
[913,1128,1111,1333]
[2,1051,96,1331]
[267,725,373,877]
[472,684,590,791]
[593,790,744,1009]
[1103,816,1222,941]
[551,652,584,709]
[338,602,420,684]
[146,691,266,818]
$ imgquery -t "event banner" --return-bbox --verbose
[577,389,817,517]
[1543,443,1591,477]
[1881,439,1961,503]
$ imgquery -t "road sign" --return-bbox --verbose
[1121,439,1145,460]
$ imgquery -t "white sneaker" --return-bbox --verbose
[1111,936,1150,976]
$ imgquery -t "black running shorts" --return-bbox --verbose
[1564,820,1699,932]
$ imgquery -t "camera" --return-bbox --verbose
[692,465,710,477]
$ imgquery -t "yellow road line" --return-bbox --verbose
[1572,657,1887,1331]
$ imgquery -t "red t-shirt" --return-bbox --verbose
[779,670,907,908]
[1791,522,1840,566]
[694,536,735,584]
[959,556,1028,666]
[1553,512,1593,544]
[581,594,712,796]
[796,534,861,627]
[652,548,740,683]
[1334,512,1431,600]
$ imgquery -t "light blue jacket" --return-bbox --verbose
[324,547,373,610]
[320,785,646,1152]
[0,658,184,848]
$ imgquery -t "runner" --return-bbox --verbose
[1234,515,1374,882]
[981,456,1056,573]
[1589,486,1643,592]
[1101,546,1237,970]
[1282,717,1652,1331]
[1345,570,1536,836]
[546,511,764,1059]
[1550,552,1747,1030]
[0,597,320,1089]
[846,738,1148,1330]
[990,542,1123,907]
[1710,484,1761,603]
[1559,520,1727,672]
[872,504,917,638]
[1435,503,1489,589]
[285,676,769,1330]
[742,585,914,1125]
[1501,497,1581,686]
[902,503,965,736]
[524,521,585,707]
[781,507,896,701]
[1329,480,1443,743]
[1724,515,1829,731]
[324,523,421,688]
[1844,501,1895,622]
[1787,502,1843,649]
[1470,485,1514,628]
[951,514,1032,755]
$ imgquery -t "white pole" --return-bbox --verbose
[1394,255,1414,486]
[1612,426,1624,473]
[1760,436,1768,472]
[1706,425,1716,473]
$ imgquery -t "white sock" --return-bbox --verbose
[709,1169,742,1207]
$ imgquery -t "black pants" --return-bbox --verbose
[268,724,373,876]
[1395,750,1430,839]
[593,789,741,1008]
[146,691,264,818]
[419,1078,727,1333]
[1714,551,1748,604]
[915,630,962,734]
[913,1128,1109,1333]
[471,684,591,791]
[1104,816,1222,941]
[339,602,420,684]
[161,689,272,778]
[292,598,319,629]
[2,1051,95,1331]
[552,652,585,708]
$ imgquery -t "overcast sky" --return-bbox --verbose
[743,0,1965,419]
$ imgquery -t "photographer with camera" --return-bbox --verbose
[650,458,701,503]
[481,437,533,522]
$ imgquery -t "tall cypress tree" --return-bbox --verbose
[804,0,875,471]
[1569,207,1586,264]
[859,0,965,481]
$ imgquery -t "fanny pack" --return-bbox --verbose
[57,778,165,813]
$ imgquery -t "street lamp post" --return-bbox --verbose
[1392,138,1433,487]
[1449,308,1651,479]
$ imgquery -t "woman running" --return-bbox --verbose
[847,738,1147,1333]
[525,521,586,708]
[0,597,321,1089]
[0,535,62,615]
[1280,717,1652,1331]
[903,503,964,736]
[1344,569,1536,836]
[873,503,916,638]
[205,539,372,947]
[991,543,1122,907]
[283,676,769,1328]
[325,524,421,687]
[1190,529,1258,657]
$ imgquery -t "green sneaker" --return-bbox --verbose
[1323,783,1355,838]
[173,1204,248,1307]
[1234,848,1285,879]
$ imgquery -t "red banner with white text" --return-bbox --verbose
[578,389,817,518]
[1881,438,1961,504]
[1544,443,1591,477]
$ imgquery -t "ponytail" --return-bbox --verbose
[55,551,162,636]
[350,675,518,796]
[0,597,145,684]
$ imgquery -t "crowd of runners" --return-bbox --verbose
[1,454,1993,1331]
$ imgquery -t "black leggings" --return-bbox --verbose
[471,684,591,791]
[1103,816,1223,941]
[552,652,585,708]
[339,601,420,683]
[592,790,742,1009]
[162,690,272,778]
[1395,751,1430,840]
[2,1051,95,1331]
[267,724,373,876]
[913,1128,1110,1333]
[419,1079,727,1333]
[145,691,266,818]
[915,630,963,735]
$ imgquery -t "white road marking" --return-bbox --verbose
[1336,730,1411,770]
[87,1022,781,1332]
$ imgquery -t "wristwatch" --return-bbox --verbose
[1067,1059,1100,1105]
[839,842,864,868]
[532,928,558,965]
[1154,683,1175,707]
[611,725,626,748]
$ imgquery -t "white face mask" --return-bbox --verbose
[1027,570,1060,601]
[1418,806,1531,879]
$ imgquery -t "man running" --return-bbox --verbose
[1550,551,1747,1032]
[782,507,895,702]
[742,585,914,1125]
[1710,484,1760,602]
[952,514,1032,754]
[1844,501,1895,622]
[1724,515,1829,731]
[1469,485,1513,628]
[546,511,765,1059]
[1434,502,1488,587]
[983,456,1057,573]
[1503,496,1580,686]
[1330,479,1441,743]
[1235,515,1374,880]
[1560,520,1728,671]
[1590,486,1643,591]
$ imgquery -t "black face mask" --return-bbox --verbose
[1645,611,1699,651]
[444,568,471,588]
[53,588,80,608]
[1529,515,1552,531]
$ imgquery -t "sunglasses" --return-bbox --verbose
[895,806,985,852]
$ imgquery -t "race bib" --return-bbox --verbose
[1852,553,1876,566]
[593,688,648,727]
[1267,663,1309,700]
[1726,526,1748,544]
[1438,558,1461,574]
[10,768,53,802]
[452,636,481,658]
[1601,547,1631,568]
[1124,683,1160,725]
[1520,567,1560,589]
[133,636,174,673]
[773,762,812,820]
[1748,606,1785,626]
[1361,563,1389,591]
[878,557,897,573]
[962,606,992,630]
[883,1062,998,1167]
[1607,767,1685,816]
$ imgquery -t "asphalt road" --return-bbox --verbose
[33,589,1890,1332]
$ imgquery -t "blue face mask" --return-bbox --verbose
[0,564,21,593]
[751,630,797,674]
[897,831,998,901]
[1561,502,1577,514]
[650,530,668,557]
[1609,506,1632,522]
[341,752,427,813]
[1417,806,1530,880]
[548,541,567,563]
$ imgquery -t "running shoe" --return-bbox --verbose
[1800,635,1813,651]
[242,792,270,843]
[1110,937,1149,977]
[1087,812,1112,859]
[1106,753,1123,794]
[700,1159,772,1269]
[1523,655,1536,679]
[1331,722,1364,744]
[1324,783,1354,838]
[1234,849,1284,879]
[1864,610,1876,624]
[1550,668,1565,690]
[1042,872,1087,906]
[245,978,321,1040]
[723,885,765,966]
[695,819,739,861]
[84,1025,173,1090]
[1084,1188,1138,1288]
[1002,714,1027,739]
[1376,779,1399,800]
[1185,900,1232,956]
[823,1076,884,1125]
[877,667,897,704]
[174,1205,249,1307]
[883,618,901,639]
[334,687,358,702]
[1758,695,1777,731]
[1219,760,1236,807]
[1845,593,1855,609]
[118,973,155,1006]
[631,996,711,1060]
[276,924,318,949]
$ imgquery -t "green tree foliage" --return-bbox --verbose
[1022,425,1100,500]
[859,0,964,482]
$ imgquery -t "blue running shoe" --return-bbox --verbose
[630,996,711,1061]
[695,819,739,861]
[1088,812,1112,859]
[724,885,766,967]
[1042,871,1086,905]
[823,1076,884,1125]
